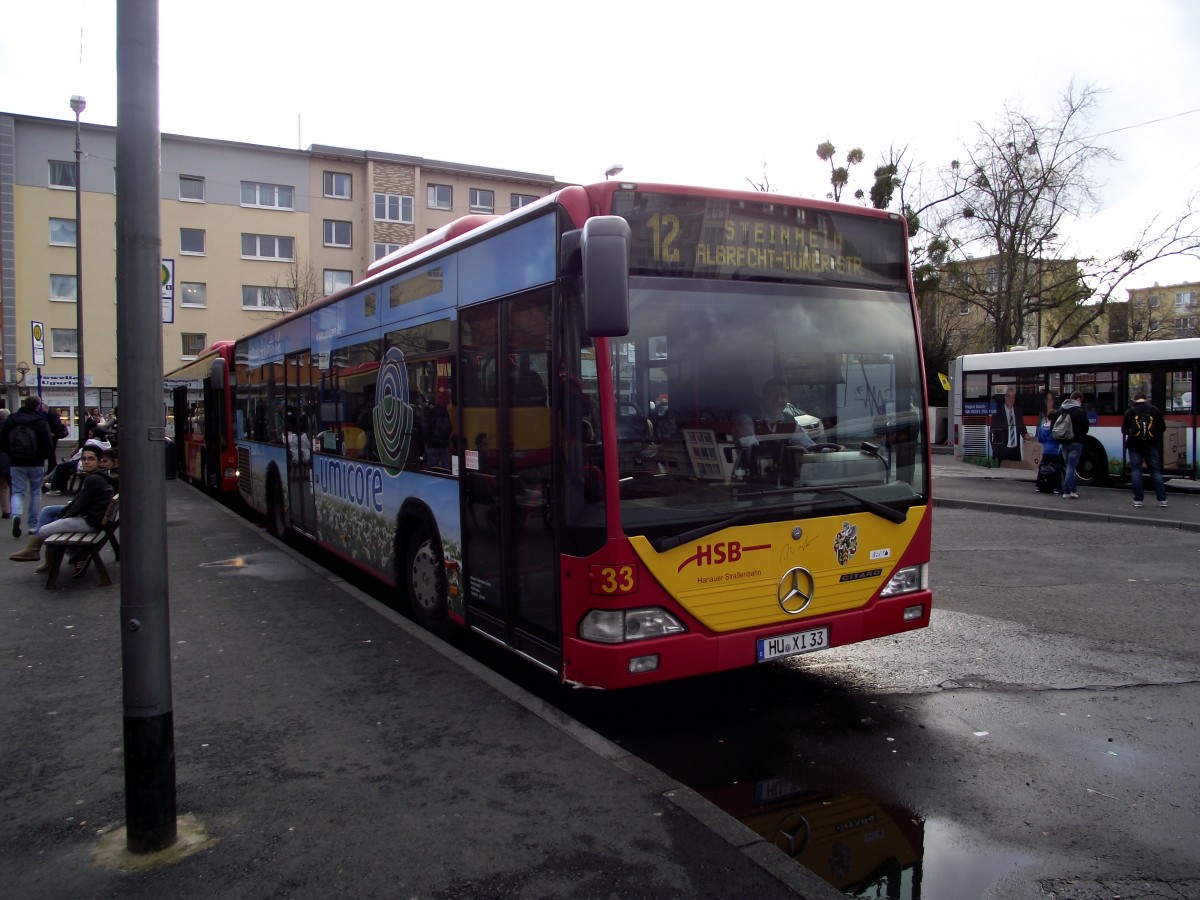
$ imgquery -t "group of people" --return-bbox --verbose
[998,387,1168,507]
[0,397,119,573]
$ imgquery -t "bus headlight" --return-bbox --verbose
[880,564,928,598]
[579,608,686,643]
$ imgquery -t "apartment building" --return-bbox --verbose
[1114,282,1200,342]
[0,111,556,435]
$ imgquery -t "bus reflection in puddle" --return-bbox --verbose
[700,777,923,897]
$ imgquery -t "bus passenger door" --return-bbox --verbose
[460,289,560,672]
[285,350,318,535]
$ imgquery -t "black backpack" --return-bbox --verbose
[1131,411,1155,442]
[9,423,38,461]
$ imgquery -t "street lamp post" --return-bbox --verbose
[604,164,624,180]
[71,94,87,439]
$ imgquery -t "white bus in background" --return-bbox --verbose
[949,339,1199,485]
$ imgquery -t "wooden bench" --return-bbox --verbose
[41,494,120,590]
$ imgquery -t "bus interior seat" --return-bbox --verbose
[342,426,367,457]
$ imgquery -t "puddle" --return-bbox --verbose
[700,777,1031,898]
[197,553,311,580]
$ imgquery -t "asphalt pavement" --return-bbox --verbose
[2,454,1195,898]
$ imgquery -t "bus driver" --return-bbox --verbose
[734,378,839,482]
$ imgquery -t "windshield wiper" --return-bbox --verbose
[809,487,907,524]
[651,513,753,553]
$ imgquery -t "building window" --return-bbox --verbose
[427,184,452,210]
[180,228,206,255]
[181,333,207,359]
[1175,316,1195,332]
[241,233,295,260]
[323,171,352,199]
[50,274,77,302]
[374,242,401,261]
[49,160,77,189]
[374,193,414,223]
[323,219,352,247]
[179,175,205,201]
[241,181,295,209]
[1176,291,1196,307]
[49,217,77,246]
[469,188,494,214]
[1148,294,1161,308]
[511,193,538,210]
[324,269,353,295]
[1150,321,1161,332]
[958,299,971,315]
[242,285,294,310]
[180,282,207,307]
[51,328,78,356]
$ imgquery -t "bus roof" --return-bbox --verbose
[961,338,1200,372]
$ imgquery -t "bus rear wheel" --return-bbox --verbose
[406,526,454,638]
[1075,442,1108,487]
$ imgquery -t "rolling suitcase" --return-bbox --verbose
[1036,457,1061,493]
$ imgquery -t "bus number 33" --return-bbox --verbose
[591,564,637,595]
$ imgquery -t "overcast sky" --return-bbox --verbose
[4,0,1199,287]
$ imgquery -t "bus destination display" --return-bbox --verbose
[612,190,907,288]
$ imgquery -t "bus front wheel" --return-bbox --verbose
[267,474,287,538]
[406,526,454,638]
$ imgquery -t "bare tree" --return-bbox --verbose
[1047,202,1200,345]
[266,251,322,314]
[745,162,776,193]
[927,82,1200,351]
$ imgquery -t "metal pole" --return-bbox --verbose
[71,96,87,439]
[116,0,177,854]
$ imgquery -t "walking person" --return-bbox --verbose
[1034,390,1062,493]
[0,396,54,537]
[1122,391,1168,508]
[0,408,11,518]
[1051,391,1090,499]
[39,402,69,473]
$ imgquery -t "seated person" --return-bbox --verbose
[733,378,839,482]
[43,426,112,494]
[10,442,113,572]
[99,446,118,492]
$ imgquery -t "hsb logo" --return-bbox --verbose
[678,541,770,572]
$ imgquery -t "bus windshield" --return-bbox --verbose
[608,277,927,536]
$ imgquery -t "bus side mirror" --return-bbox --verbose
[581,215,631,337]
[210,356,227,388]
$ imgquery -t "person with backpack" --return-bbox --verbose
[0,395,54,537]
[1050,391,1090,500]
[0,408,11,518]
[1033,390,1062,493]
[1122,391,1168,508]
[39,402,69,473]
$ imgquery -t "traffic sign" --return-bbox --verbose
[162,258,175,323]
[31,320,45,366]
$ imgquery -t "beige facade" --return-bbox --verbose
[1118,281,1200,342]
[0,112,555,433]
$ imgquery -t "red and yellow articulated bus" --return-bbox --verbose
[166,340,238,495]
[196,181,932,688]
